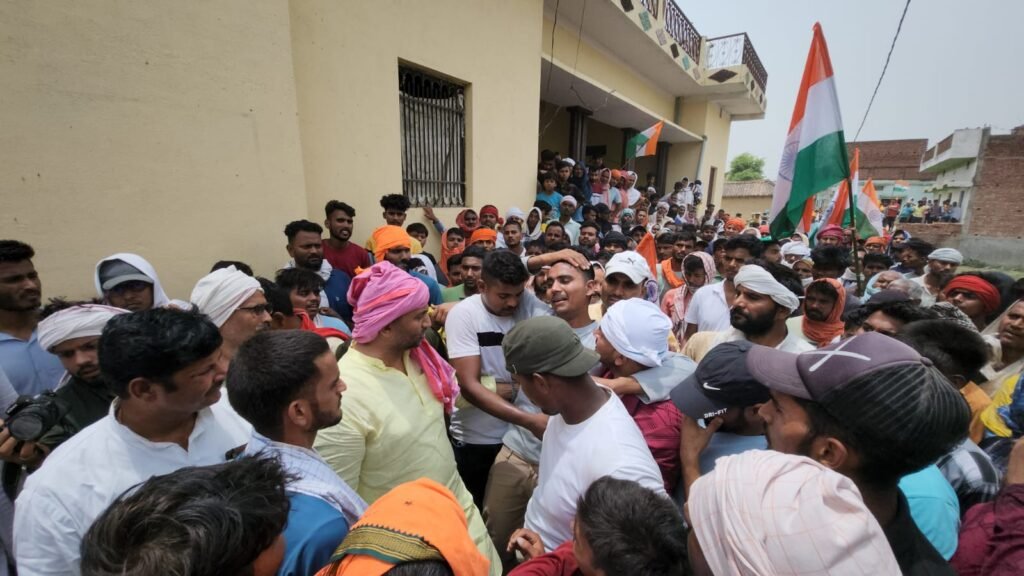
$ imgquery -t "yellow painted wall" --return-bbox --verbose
[587,119,625,166]
[673,99,731,207]
[720,197,772,220]
[290,0,544,255]
[541,16,675,121]
[1,0,309,300]
[538,102,571,158]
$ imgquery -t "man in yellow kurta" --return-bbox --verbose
[314,261,501,574]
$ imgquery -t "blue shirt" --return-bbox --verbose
[279,493,350,576]
[536,191,564,219]
[0,330,64,396]
[899,465,960,560]
[322,270,353,324]
[410,270,443,306]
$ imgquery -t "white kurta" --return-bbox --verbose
[14,400,249,576]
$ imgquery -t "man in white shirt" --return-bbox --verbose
[683,235,762,340]
[503,316,665,554]
[684,264,814,363]
[14,308,250,575]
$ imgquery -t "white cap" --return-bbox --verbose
[605,251,651,284]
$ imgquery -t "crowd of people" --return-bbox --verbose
[0,151,1022,575]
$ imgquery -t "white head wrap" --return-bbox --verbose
[734,265,800,311]
[781,242,811,258]
[928,247,963,265]
[37,304,128,352]
[408,254,437,281]
[689,450,900,576]
[599,299,670,367]
[506,206,526,222]
[93,253,170,308]
[190,266,262,327]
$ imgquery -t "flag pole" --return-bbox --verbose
[845,176,864,295]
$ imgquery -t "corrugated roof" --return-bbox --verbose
[722,179,775,198]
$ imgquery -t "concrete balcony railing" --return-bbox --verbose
[706,33,768,92]
[921,128,984,173]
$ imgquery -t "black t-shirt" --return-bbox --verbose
[884,490,956,575]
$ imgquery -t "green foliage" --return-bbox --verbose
[727,153,766,181]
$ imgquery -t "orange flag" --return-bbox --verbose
[636,232,658,279]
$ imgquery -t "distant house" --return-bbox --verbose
[721,179,774,223]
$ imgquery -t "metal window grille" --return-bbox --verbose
[399,66,466,207]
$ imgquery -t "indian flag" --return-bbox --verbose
[819,148,884,239]
[626,121,664,159]
[768,23,850,239]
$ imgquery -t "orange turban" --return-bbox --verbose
[865,236,887,248]
[371,225,412,262]
[726,217,746,230]
[468,228,497,246]
[315,478,490,576]
[611,169,622,179]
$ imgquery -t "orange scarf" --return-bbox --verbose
[801,278,847,347]
[316,479,489,576]
[660,258,685,289]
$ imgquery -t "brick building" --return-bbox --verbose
[845,139,935,201]
[959,126,1024,266]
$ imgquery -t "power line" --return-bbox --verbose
[853,0,911,142]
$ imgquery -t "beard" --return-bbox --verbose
[731,306,776,337]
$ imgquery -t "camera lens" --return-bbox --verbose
[8,414,45,442]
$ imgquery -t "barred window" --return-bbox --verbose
[399,66,466,207]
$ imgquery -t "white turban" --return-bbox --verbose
[734,265,800,311]
[781,242,811,258]
[93,253,171,308]
[190,266,262,327]
[928,247,963,265]
[506,207,526,221]
[689,450,900,576]
[37,304,128,352]
[599,299,670,367]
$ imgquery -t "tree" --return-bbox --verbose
[726,153,766,181]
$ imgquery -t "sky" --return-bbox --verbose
[681,0,1024,174]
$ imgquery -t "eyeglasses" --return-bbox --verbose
[236,304,271,316]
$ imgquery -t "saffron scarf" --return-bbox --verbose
[669,252,717,344]
[660,258,685,289]
[801,278,847,347]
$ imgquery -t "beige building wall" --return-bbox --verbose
[720,197,772,220]
[1,0,309,300]
[290,0,544,255]
[671,99,732,206]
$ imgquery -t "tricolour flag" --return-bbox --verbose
[819,148,884,240]
[626,121,664,160]
[768,23,850,239]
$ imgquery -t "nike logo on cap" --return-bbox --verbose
[702,382,721,391]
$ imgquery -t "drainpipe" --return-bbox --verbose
[695,134,708,183]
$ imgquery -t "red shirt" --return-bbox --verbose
[509,542,580,576]
[322,240,370,277]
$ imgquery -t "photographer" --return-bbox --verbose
[0,301,126,468]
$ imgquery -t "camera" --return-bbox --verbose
[4,392,69,443]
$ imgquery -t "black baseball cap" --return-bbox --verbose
[671,340,770,420]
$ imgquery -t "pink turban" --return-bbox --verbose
[816,224,845,241]
[348,261,428,344]
[347,261,460,413]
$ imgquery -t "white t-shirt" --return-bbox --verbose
[684,281,732,332]
[14,400,249,575]
[446,292,550,445]
[524,388,666,551]
[504,321,600,464]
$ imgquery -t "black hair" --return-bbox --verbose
[806,279,839,301]
[594,203,611,214]
[257,277,294,316]
[544,221,565,232]
[900,238,935,258]
[576,477,687,575]
[481,250,529,286]
[682,254,708,275]
[460,245,488,262]
[284,220,323,243]
[556,160,572,170]
[406,222,429,237]
[445,227,464,238]
[595,250,613,266]
[325,200,355,219]
[723,235,763,259]
[40,298,102,320]
[580,220,601,234]
[227,330,330,439]
[546,242,571,252]
[380,194,411,212]
[843,305,871,332]
[551,250,596,281]
[502,220,522,231]
[898,320,989,382]
[534,200,552,212]
[862,253,894,269]
[81,456,291,576]
[541,171,558,183]
[540,149,557,161]
[0,240,34,263]
[99,308,223,397]
[210,260,254,276]
[274,267,325,295]
[446,253,463,272]
[656,232,677,245]
[581,205,597,218]
[810,245,851,271]
[864,300,936,326]
[383,561,454,576]
[677,230,697,243]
